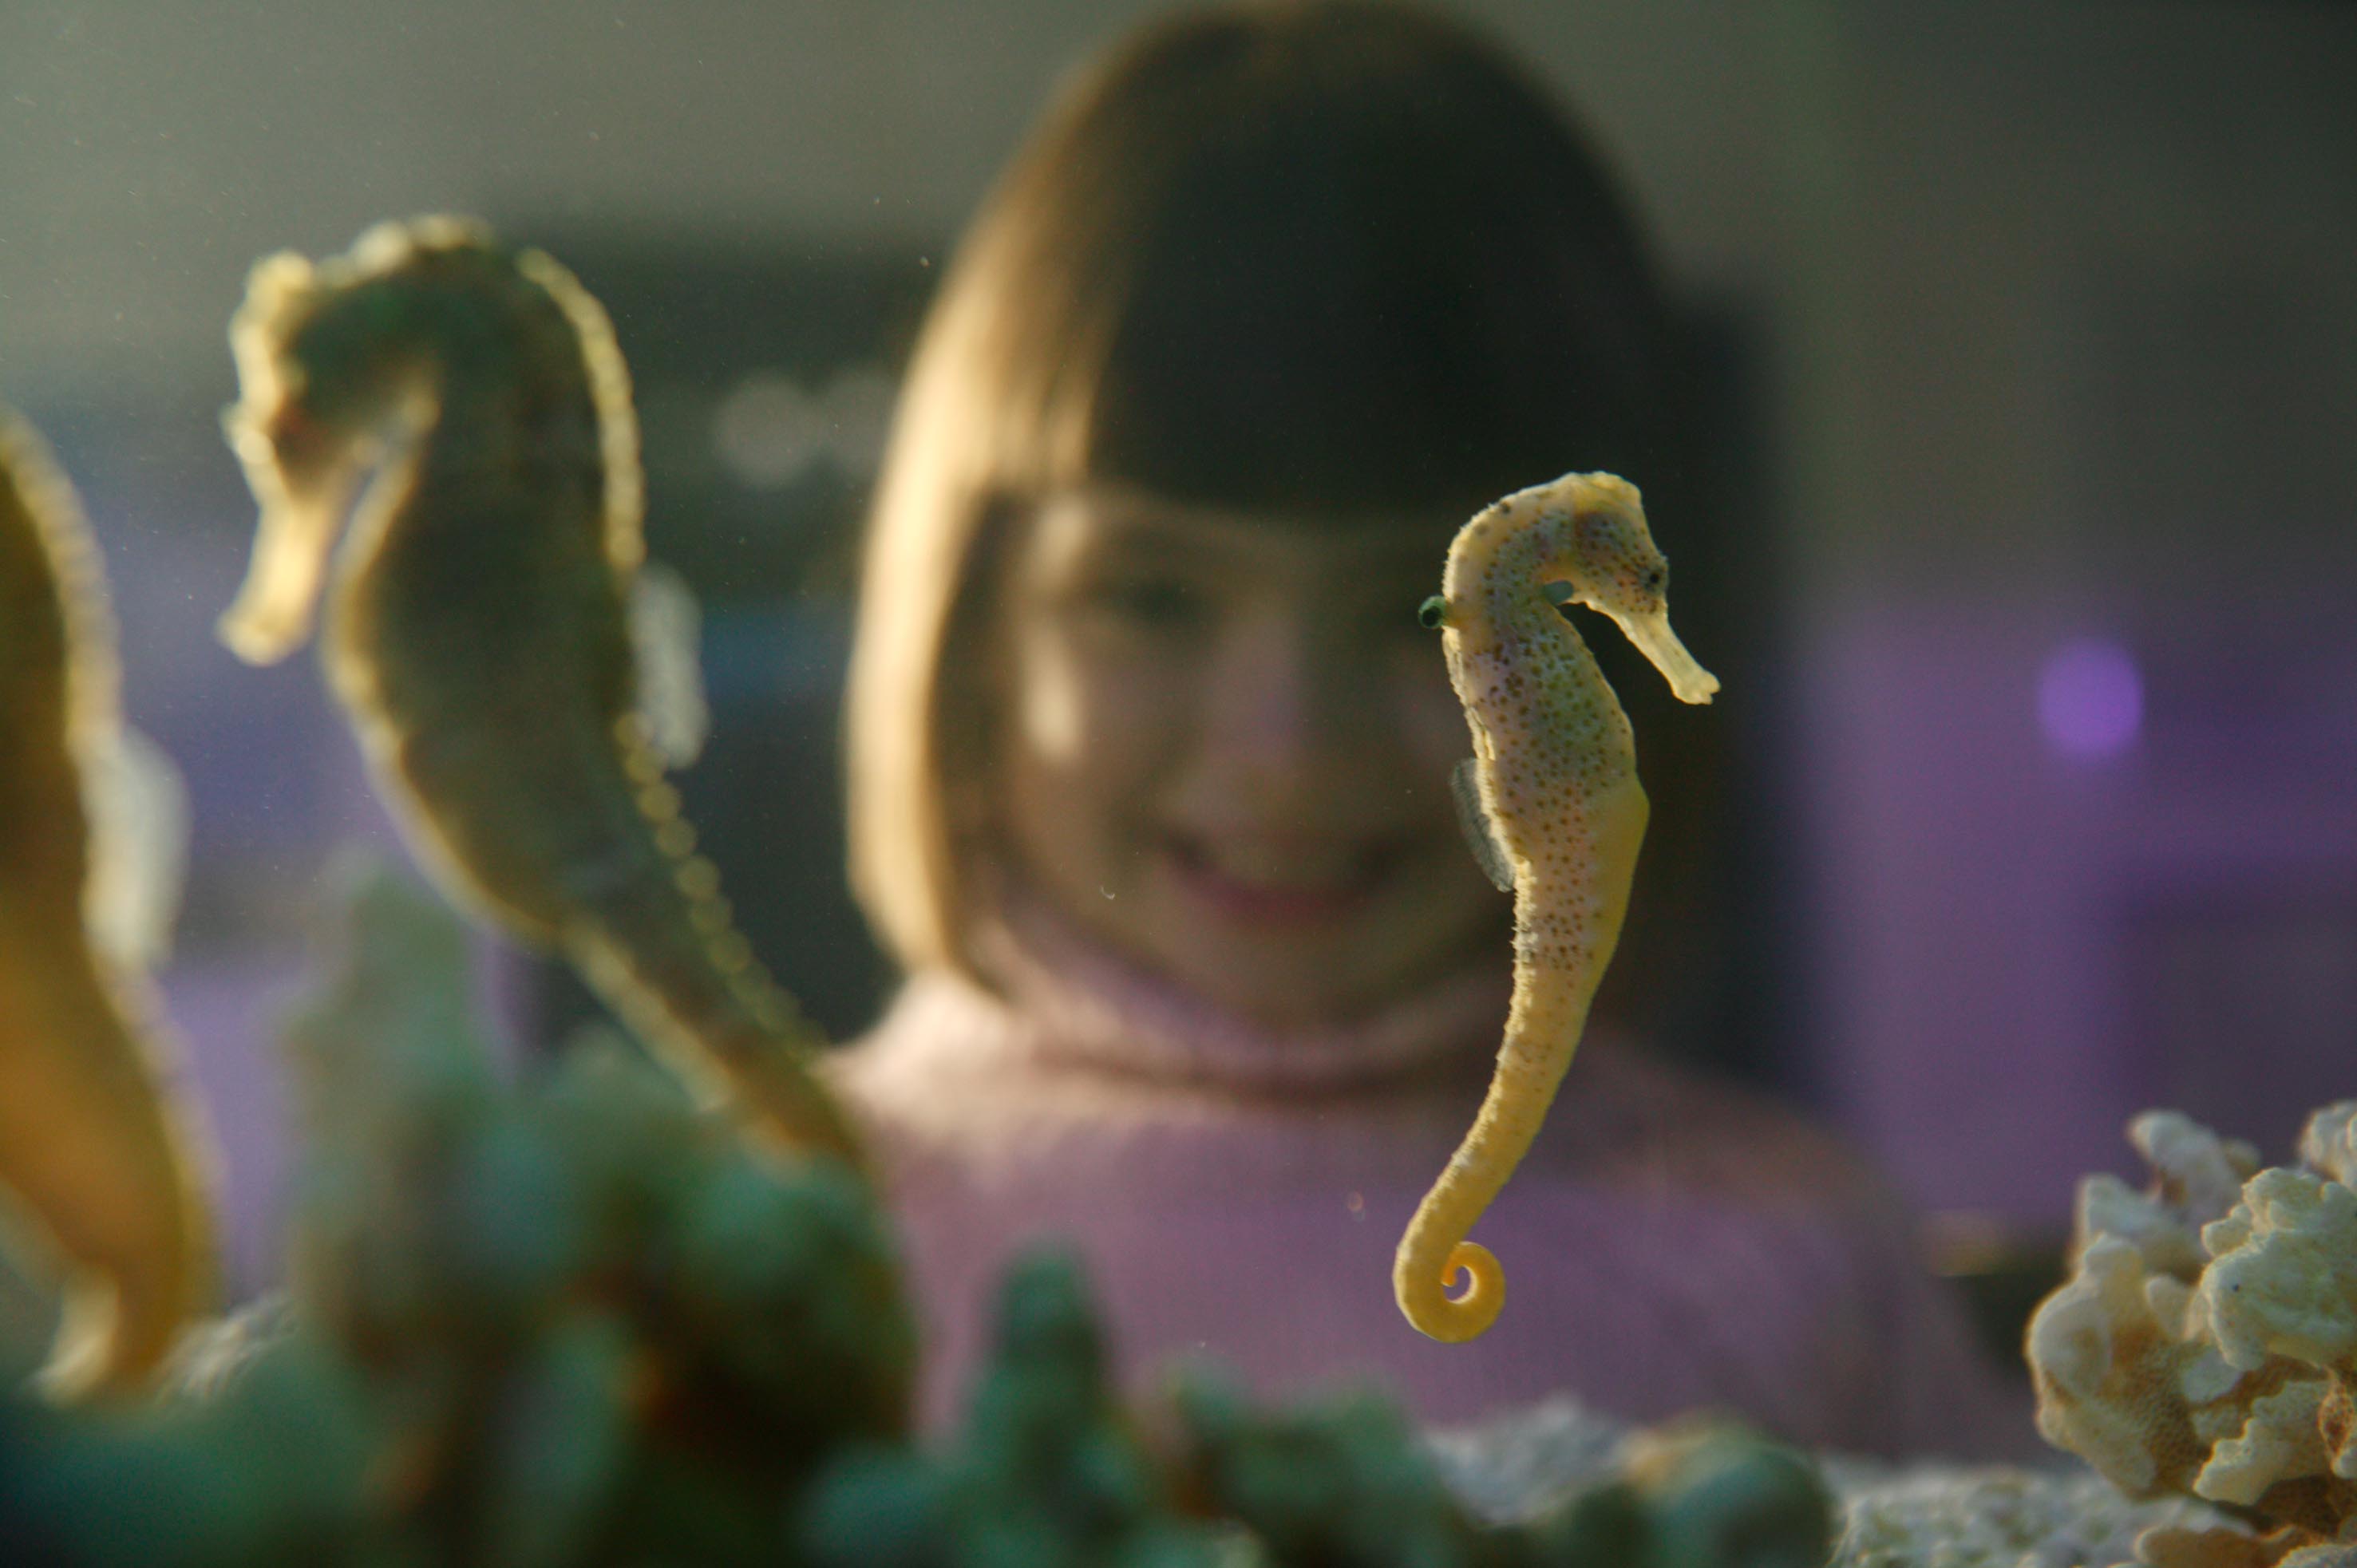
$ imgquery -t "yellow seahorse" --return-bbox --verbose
[0,410,218,1395]
[216,217,864,1171]
[1396,472,1718,1341]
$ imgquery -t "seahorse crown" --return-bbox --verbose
[227,218,643,563]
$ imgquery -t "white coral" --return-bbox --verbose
[1829,1465,2232,1568]
[2192,1169,2357,1373]
[2136,1114,2264,1227]
[2296,1105,2357,1190]
[2082,1175,2210,1282]
[2077,1116,2262,1282]
[1436,1396,2244,1568]
[2028,1104,2357,1558]
[2194,1379,2334,1507]
[2029,1235,2213,1495]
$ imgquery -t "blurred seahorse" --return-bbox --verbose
[216,217,864,1171]
[1396,472,1717,1342]
[0,410,217,1395]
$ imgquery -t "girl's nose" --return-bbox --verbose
[1200,612,1366,798]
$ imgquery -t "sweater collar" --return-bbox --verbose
[962,879,1513,1096]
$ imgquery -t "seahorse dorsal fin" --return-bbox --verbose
[1450,756,1515,894]
[627,561,709,770]
[81,725,190,974]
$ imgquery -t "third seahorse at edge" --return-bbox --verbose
[1396,472,1717,1341]
[217,217,864,1171]
[0,411,216,1393]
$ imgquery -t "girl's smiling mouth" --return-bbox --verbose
[1157,830,1403,923]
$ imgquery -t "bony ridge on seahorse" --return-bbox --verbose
[1395,472,1717,1342]
[0,409,219,1396]
[216,216,864,1172]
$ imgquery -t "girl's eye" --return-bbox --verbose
[1092,575,1209,629]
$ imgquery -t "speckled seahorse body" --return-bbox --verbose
[1396,472,1718,1342]
[0,412,217,1395]
[218,218,864,1171]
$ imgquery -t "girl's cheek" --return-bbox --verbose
[1010,624,1192,802]
[1007,624,1092,764]
[1083,652,1197,797]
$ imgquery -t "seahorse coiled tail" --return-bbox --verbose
[0,411,218,1395]
[1395,472,1718,1342]
[216,218,864,1172]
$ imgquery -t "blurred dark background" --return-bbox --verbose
[2,2,2351,1316]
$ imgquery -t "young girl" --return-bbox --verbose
[829,0,2028,1456]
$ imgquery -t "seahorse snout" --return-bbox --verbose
[1613,610,1718,706]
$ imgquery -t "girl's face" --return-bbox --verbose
[990,483,1505,1028]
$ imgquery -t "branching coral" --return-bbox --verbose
[1827,1464,2232,1568]
[2027,1104,2357,1566]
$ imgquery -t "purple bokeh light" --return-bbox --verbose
[2036,637,2144,760]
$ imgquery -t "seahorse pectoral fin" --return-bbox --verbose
[80,725,191,974]
[627,561,710,770]
[1450,757,1515,894]
[1612,610,1719,705]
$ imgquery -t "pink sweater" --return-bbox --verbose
[827,935,2035,1459]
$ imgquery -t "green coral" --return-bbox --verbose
[4,860,912,1565]
[800,1253,1222,1568]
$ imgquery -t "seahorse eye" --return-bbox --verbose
[1418,594,1448,630]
